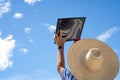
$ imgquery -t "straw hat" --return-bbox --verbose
[67,39,119,80]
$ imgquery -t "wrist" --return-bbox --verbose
[58,45,64,50]
[58,46,62,49]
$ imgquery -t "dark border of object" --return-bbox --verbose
[55,17,86,41]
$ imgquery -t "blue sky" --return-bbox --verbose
[0,0,120,80]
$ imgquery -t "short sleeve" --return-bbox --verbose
[61,68,76,80]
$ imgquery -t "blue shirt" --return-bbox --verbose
[61,68,77,80]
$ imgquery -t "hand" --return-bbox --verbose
[54,30,67,47]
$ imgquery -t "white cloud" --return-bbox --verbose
[24,27,33,43]
[0,35,16,71]
[5,35,13,40]
[20,48,28,54]
[13,13,23,19]
[40,23,56,33]
[0,1,11,17]
[48,25,56,33]
[24,0,42,5]
[40,23,49,26]
[96,27,120,42]
[24,27,31,34]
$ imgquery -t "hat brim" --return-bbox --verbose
[67,39,119,80]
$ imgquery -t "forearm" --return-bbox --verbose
[57,46,65,75]
[54,30,66,75]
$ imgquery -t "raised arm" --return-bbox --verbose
[54,30,66,76]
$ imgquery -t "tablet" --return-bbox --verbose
[55,17,86,41]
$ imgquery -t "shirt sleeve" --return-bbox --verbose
[61,68,76,80]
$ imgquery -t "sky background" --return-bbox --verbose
[0,0,120,80]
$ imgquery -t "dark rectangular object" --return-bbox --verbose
[55,17,86,41]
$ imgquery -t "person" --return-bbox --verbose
[54,30,77,80]
[54,30,119,80]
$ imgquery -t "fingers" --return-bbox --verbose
[54,30,62,39]
[60,30,62,37]
[54,32,58,39]
[54,32,58,43]
[64,36,68,42]
[60,30,68,42]
[54,30,67,43]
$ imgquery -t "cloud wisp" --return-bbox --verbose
[24,0,42,5]
[20,48,28,54]
[40,23,56,33]
[48,25,56,33]
[24,27,31,34]
[0,34,16,71]
[24,27,34,43]
[0,1,11,17]
[96,27,120,42]
[13,13,23,19]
